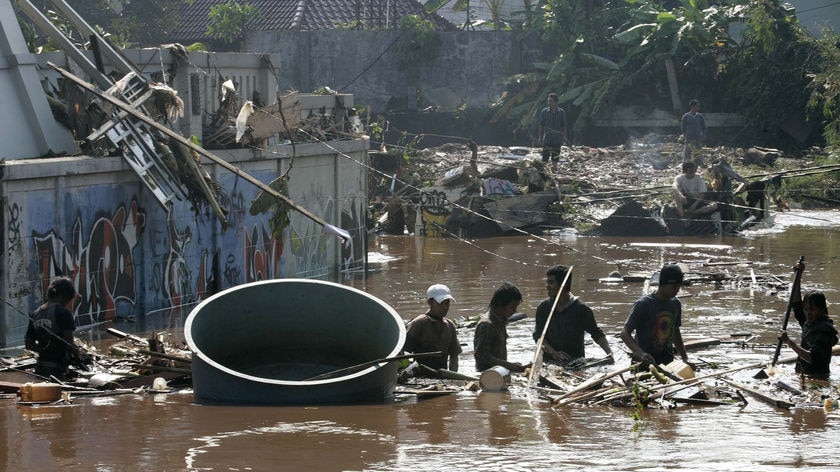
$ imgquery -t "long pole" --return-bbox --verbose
[528,266,574,388]
[771,255,805,366]
[304,351,443,381]
[47,62,348,242]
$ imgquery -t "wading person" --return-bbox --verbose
[620,264,691,368]
[25,276,79,380]
[404,284,462,371]
[533,265,613,364]
[779,261,838,379]
[681,99,706,165]
[672,161,717,219]
[538,92,567,163]
[474,282,530,373]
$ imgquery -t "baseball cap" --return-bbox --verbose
[653,264,685,286]
[427,284,455,303]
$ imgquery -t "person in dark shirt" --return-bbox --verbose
[533,265,612,364]
[404,284,462,371]
[681,99,707,165]
[779,261,838,379]
[538,92,567,163]
[621,264,691,367]
[25,276,78,379]
[474,282,530,373]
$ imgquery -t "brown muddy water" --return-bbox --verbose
[4,210,840,471]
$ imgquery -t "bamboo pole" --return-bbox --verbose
[529,266,575,389]
[550,363,638,404]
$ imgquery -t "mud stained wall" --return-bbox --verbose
[0,142,368,350]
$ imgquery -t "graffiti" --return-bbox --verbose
[7,202,21,250]
[418,189,451,216]
[223,252,241,286]
[163,210,193,317]
[416,189,453,237]
[150,262,162,292]
[33,200,146,325]
[283,185,334,278]
[483,177,516,196]
[244,224,283,282]
[218,185,247,230]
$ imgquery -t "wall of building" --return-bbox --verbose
[789,0,840,38]
[246,30,527,113]
[0,141,368,351]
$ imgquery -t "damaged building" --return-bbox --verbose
[0,0,369,350]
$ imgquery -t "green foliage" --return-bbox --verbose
[807,32,840,149]
[249,176,291,241]
[334,20,365,30]
[394,15,441,81]
[185,42,208,52]
[424,0,468,14]
[493,0,839,150]
[206,0,261,46]
[718,1,823,148]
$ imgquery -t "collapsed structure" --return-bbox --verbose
[0,0,369,350]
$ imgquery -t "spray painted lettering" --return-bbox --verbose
[32,200,146,325]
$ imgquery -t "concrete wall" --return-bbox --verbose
[246,30,525,113]
[0,141,368,350]
[789,0,840,37]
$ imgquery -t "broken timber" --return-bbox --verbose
[722,380,794,409]
[49,62,347,241]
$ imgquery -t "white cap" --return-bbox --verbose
[427,284,455,303]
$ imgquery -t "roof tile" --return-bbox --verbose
[170,0,455,44]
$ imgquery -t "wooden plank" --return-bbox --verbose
[684,337,722,350]
[671,397,740,406]
[138,349,192,364]
[723,380,794,409]
[126,363,192,375]
[395,388,460,397]
[0,381,23,393]
[106,327,147,344]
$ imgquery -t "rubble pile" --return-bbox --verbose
[369,134,825,236]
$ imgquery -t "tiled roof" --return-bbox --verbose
[171,0,456,44]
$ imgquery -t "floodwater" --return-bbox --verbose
[4,210,840,471]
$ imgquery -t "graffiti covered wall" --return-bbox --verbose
[0,142,368,350]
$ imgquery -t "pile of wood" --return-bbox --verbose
[0,328,192,403]
[534,345,840,410]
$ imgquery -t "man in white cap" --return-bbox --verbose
[404,284,462,372]
[620,264,691,367]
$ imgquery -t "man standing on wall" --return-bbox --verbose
[681,99,707,165]
[538,92,567,163]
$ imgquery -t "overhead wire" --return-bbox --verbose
[169,58,840,268]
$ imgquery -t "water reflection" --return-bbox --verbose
[6,210,840,471]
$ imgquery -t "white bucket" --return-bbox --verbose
[479,366,511,392]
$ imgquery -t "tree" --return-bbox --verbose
[394,15,441,81]
[206,0,261,48]
[493,0,835,149]
[808,32,840,149]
